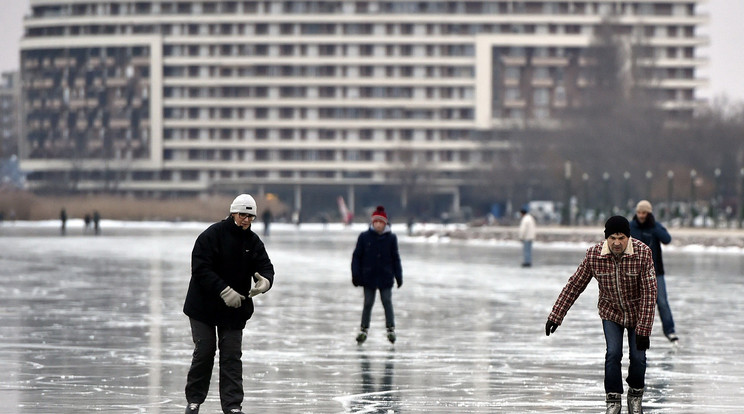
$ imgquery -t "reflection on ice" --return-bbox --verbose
[1,222,744,413]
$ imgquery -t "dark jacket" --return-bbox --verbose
[630,213,671,275]
[351,226,403,289]
[183,218,274,329]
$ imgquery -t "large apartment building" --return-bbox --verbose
[18,0,707,215]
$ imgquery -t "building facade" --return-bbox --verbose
[19,0,707,215]
[1,71,22,159]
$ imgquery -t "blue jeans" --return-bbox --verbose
[602,320,646,394]
[361,287,395,329]
[656,274,676,336]
[522,240,533,265]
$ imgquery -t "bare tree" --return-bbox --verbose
[553,18,667,198]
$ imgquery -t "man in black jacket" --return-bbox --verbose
[183,194,274,414]
[630,199,678,343]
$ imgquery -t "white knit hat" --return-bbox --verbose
[636,200,653,213]
[229,194,257,216]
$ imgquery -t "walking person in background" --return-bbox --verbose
[261,209,272,237]
[183,194,274,414]
[518,207,536,267]
[83,213,91,234]
[352,206,403,345]
[545,216,657,414]
[60,208,67,236]
[93,211,101,235]
[631,200,678,343]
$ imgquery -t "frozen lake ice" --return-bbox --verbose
[1,221,743,413]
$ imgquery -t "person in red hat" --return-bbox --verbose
[351,205,403,344]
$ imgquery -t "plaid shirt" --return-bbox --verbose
[549,238,658,336]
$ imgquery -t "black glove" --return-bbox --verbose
[646,213,656,227]
[396,279,402,288]
[352,275,360,287]
[636,335,650,350]
[545,320,559,336]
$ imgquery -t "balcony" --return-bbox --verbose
[503,99,527,108]
[69,98,87,109]
[110,118,131,128]
[501,56,527,66]
[531,78,554,87]
[532,57,569,67]
[107,77,129,87]
[131,56,150,66]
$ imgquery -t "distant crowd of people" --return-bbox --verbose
[59,208,101,235]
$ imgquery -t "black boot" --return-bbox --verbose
[605,393,621,414]
[356,327,368,344]
[387,327,396,344]
[627,387,644,414]
[185,403,200,414]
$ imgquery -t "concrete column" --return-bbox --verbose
[348,185,356,215]
[294,184,302,212]
[452,187,461,213]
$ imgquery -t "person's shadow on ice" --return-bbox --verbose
[351,353,399,413]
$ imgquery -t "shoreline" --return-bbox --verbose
[413,224,744,249]
[3,219,744,250]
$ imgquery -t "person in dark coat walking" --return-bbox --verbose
[182,194,274,414]
[352,206,403,344]
[630,200,678,343]
[93,211,101,235]
[60,208,67,236]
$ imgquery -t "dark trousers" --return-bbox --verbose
[361,286,395,329]
[602,320,646,394]
[185,318,243,413]
[656,274,676,336]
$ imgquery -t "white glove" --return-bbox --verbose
[220,286,245,308]
[250,272,270,297]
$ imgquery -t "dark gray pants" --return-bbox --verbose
[361,286,395,329]
[185,318,243,414]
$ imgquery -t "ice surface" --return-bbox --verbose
[1,222,743,413]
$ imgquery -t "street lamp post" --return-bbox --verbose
[563,162,571,226]
[603,172,611,217]
[713,168,721,228]
[623,171,631,214]
[645,170,653,198]
[689,169,697,227]
[739,168,744,228]
[667,170,674,222]
[582,173,589,224]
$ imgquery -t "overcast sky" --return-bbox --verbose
[1,0,742,102]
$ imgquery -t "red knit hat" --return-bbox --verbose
[371,205,388,224]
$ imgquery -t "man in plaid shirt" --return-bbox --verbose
[545,216,657,414]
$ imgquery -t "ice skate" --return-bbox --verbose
[605,392,621,414]
[387,327,396,344]
[356,328,368,344]
[627,387,644,414]
[184,403,199,414]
